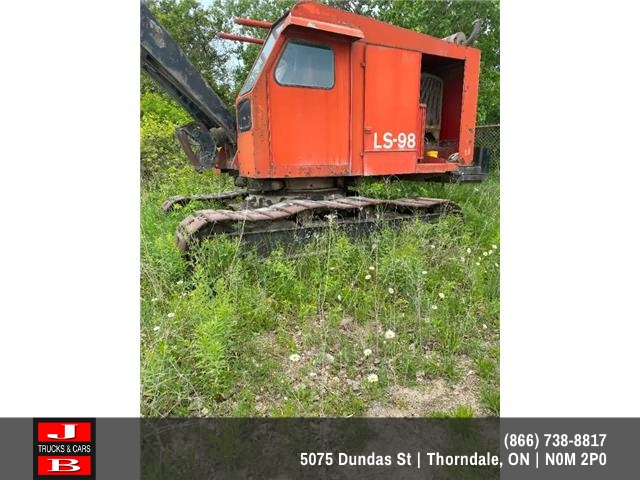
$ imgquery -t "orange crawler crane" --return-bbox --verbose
[140,1,488,252]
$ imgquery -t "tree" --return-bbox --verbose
[143,0,234,105]
[219,0,500,123]
[142,0,499,123]
[209,0,297,99]
[369,0,500,124]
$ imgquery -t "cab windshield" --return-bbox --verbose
[239,19,285,95]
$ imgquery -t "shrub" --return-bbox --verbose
[140,92,191,181]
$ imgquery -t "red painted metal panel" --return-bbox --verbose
[415,163,458,174]
[287,15,364,38]
[459,50,480,164]
[234,1,481,179]
[292,2,474,61]
[418,103,426,160]
[362,45,421,175]
[267,30,350,177]
[236,72,271,177]
[349,41,366,176]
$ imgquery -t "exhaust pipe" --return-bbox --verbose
[218,32,264,45]
[463,19,482,46]
[442,19,483,46]
[442,32,466,45]
[234,18,273,29]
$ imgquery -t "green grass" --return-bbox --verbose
[140,167,500,417]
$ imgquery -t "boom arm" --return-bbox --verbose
[140,2,236,171]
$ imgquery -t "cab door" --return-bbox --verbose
[362,45,422,175]
[267,33,350,177]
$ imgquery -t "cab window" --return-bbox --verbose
[239,19,284,95]
[275,41,334,89]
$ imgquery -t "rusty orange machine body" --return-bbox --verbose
[140,1,487,251]
[230,1,481,183]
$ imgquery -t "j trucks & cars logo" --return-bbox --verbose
[33,419,96,478]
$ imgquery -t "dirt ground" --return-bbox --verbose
[367,357,485,417]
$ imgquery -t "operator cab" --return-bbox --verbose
[233,1,481,182]
[235,13,357,180]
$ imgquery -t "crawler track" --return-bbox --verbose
[161,190,248,212]
[173,196,460,253]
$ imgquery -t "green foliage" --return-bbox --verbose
[211,0,500,122]
[370,0,500,124]
[481,386,500,416]
[210,0,298,99]
[141,92,191,124]
[140,92,191,180]
[140,0,499,179]
[143,0,499,122]
[143,0,233,103]
[141,169,500,416]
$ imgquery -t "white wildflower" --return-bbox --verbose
[483,251,488,257]
[384,329,396,340]
[422,270,427,275]
[365,274,372,280]
[494,262,499,267]
[176,280,184,286]
[337,294,342,301]
[430,244,436,249]
[492,244,498,250]
[488,249,493,255]
[460,257,465,262]
[151,297,158,303]
[388,287,395,294]
[475,262,480,266]
[369,266,375,271]
[153,326,160,332]
[431,304,438,310]
[466,247,472,254]
[438,292,445,299]
[366,373,379,383]
[363,348,373,357]
[289,353,301,362]
[482,323,488,330]
[167,312,176,318]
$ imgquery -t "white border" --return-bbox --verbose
[501,0,640,415]
[1,0,639,418]
[0,0,139,416]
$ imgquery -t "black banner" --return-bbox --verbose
[0,418,638,479]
